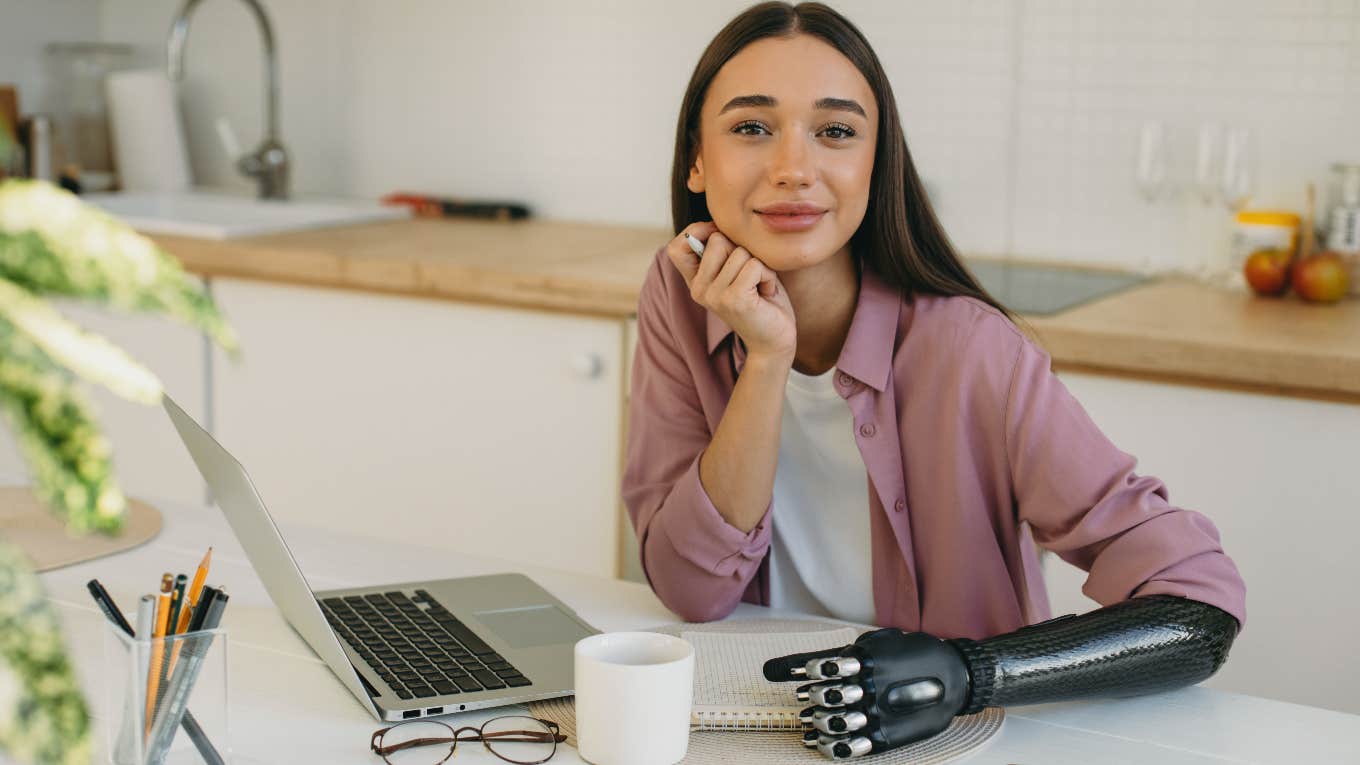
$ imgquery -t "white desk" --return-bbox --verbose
[41,497,1360,764]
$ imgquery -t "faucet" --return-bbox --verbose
[167,0,289,199]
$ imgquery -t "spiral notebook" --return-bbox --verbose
[683,627,859,731]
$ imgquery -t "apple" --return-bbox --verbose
[1291,251,1351,303]
[1243,247,1292,296]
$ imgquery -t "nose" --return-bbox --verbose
[769,130,814,189]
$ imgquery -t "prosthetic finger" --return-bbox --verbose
[799,653,862,681]
[802,730,875,760]
[796,680,865,707]
[763,646,851,682]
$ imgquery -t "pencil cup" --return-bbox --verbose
[103,626,231,765]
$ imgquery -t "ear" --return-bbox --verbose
[686,153,706,194]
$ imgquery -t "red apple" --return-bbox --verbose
[1243,248,1291,296]
[1291,251,1351,303]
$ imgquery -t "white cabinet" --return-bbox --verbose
[0,300,207,507]
[1046,371,1360,715]
[209,278,626,579]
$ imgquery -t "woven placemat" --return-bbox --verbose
[0,486,162,572]
[529,618,1004,765]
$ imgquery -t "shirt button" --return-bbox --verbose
[894,498,906,513]
[836,372,854,389]
[858,423,876,438]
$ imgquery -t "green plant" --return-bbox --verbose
[0,172,237,764]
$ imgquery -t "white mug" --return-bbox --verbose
[574,632,694,765]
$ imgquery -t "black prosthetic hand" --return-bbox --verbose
[762,629,971,759]
[763,596,1239,760]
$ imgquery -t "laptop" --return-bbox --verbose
[163,394,598,722]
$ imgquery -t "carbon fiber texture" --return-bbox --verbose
[948,595,1239,715]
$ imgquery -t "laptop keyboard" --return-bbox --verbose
[319,589,531,700]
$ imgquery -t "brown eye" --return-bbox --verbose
[822,123,856,139]
[732,120,769,136]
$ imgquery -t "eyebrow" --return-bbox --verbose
[717,94,867,118]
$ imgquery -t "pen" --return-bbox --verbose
[86,579,133,635]
[146,574,174,734]
[85,580,225,765]
[168,548,213,674]
[684,231,705,257]
[177,548,213,634]
[187,586,221,633]
[201,587,229,630]
[168,574,188,634]
[134,595,155,646]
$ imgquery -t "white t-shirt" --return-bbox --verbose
[768,365,876,625]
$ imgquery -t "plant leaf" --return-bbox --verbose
[0,180,237,353]
[0,279,160,405]
[0,313,125,534]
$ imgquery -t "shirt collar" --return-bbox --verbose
[705,264,900,392]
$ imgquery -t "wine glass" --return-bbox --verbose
[1134,120,1169,202]
[1132,120,1170,275]
[1219,126,1254,211]
[1194,123,1221,206]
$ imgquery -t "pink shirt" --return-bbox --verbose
[622,248,1247,638]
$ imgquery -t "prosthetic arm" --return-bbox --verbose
[762,595,1239,760]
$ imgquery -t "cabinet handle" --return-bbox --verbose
[570,352,605,380]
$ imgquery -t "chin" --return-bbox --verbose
[750,237,837,272]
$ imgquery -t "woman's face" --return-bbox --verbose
[688,34,878,273]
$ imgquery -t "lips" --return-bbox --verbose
[756,202,827,215]
[755,202,827,233]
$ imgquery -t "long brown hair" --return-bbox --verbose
[671,1,1017,323]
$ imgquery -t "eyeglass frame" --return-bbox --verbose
[369,715,566,765]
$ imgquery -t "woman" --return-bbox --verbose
[622,2,1245,758]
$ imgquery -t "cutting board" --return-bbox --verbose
[0,486,162,572]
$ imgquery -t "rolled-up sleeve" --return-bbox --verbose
[621,254,772,622]
[1004,335,1247,629]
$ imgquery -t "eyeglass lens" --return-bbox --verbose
[376,716,557,764]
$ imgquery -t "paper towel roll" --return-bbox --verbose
[105,68,192,192]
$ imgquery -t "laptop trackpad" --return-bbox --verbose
[473,605,593,649]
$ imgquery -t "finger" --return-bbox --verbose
[796,680,864,707]
[667,222,719,285]
[763,646,845,682]
[690,232,734,300]
[809,708,870,736]
[712,246,752,293]
[680,220,718,248]
[733,256,777,299]
[809,732,874,760]
[665,232,703,285]
[757,265,783,298]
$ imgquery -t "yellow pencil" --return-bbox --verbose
[175,548,212,635]
[146,574,173,734]
[167,548,213,676]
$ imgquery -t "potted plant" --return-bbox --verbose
[0,121,236,764]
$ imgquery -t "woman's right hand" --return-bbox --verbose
[664,222,797,363]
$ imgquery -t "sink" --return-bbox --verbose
[965,258,1149,316]
[83,190,411,240]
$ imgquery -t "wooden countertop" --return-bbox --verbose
[150,218,1360,403]
[151,218,669,319]
[1023,277,1360,402]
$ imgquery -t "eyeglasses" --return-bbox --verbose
[370,715,565,764]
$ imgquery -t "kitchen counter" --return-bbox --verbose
[152,218,665,318]
[149,218,1360,402]
[1024,276,1360,403]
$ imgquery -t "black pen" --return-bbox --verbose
[86,579,225,765]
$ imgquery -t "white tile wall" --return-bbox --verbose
[0,0,100,114]
[1014,0,1360,270]
[39,0,1357,268]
